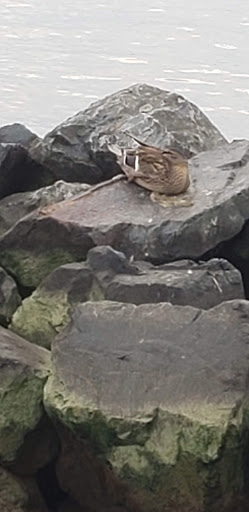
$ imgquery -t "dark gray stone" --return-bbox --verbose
[44,299,249,512]
[87,245,139,280]
[0,143,54,199]
[208,220,249,298]
[29,83,226,184]
[87,247,244,308]
[11,248,243,348]
[1,139,249,289]
[40,261,93,300]
[0,123,39,149]
[0,266,21,325]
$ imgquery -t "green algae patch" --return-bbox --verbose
[0,372,48,463]
[43,374,249,511]
[44,375,118,455]
[10,279,104,349]
[0,249,76,289]
[109,404,249,511]
[44,375,155,457]
[10,290,71,349]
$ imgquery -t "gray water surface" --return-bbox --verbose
[1,0,249,140]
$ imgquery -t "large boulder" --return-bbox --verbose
[87,246,244,307]
[0,180,90,236]
[11,246,243,348]
[0,140,249,289]
[0,327,52,467]
[44,300,249,512]
[9,244,244,349]
[29,83,226,184]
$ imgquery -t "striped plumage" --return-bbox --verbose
[109,133,190,196]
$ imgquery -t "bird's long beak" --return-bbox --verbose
[107,143,123,157]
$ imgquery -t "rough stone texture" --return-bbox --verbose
[9,415,59,477]
[87,245,138,278]
[10,262,99,349]
[0,327,51,465]
[88,246,244,308]
[10,246,244,349]
[29,83,226,184]
[0,180,90,236]
[0,123,39,149]
[55,425,143,512]
[0,467,48,512]
[0,143,54,200]
[208,220,249,298]
[1,140,249,289]
[0,266,21,325]
[44,300,249,512]
[58,496,85,512]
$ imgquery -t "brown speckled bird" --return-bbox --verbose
[109,132,190,196]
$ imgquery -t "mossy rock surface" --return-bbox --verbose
[0,248,77,289]
[0,327,51,463]
[44,300,249,511]
[10,262,103,348]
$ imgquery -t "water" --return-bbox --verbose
[1,0,249,140]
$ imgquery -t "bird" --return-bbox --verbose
[108,132,190,196]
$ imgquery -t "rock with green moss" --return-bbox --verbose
[0,246,78,290]
[10,262,103,348]
[9,245,245,350]
[0,326,51,465]
[44,300,249,512]
[1,139,249,290]
[0,266,21,326]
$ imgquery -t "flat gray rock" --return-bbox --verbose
[11,247,243,348]
[88,246,244,308]
[30,83,226,184]
[44,299,249,512]
[0,140,249,288]
[0,180,90,236]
